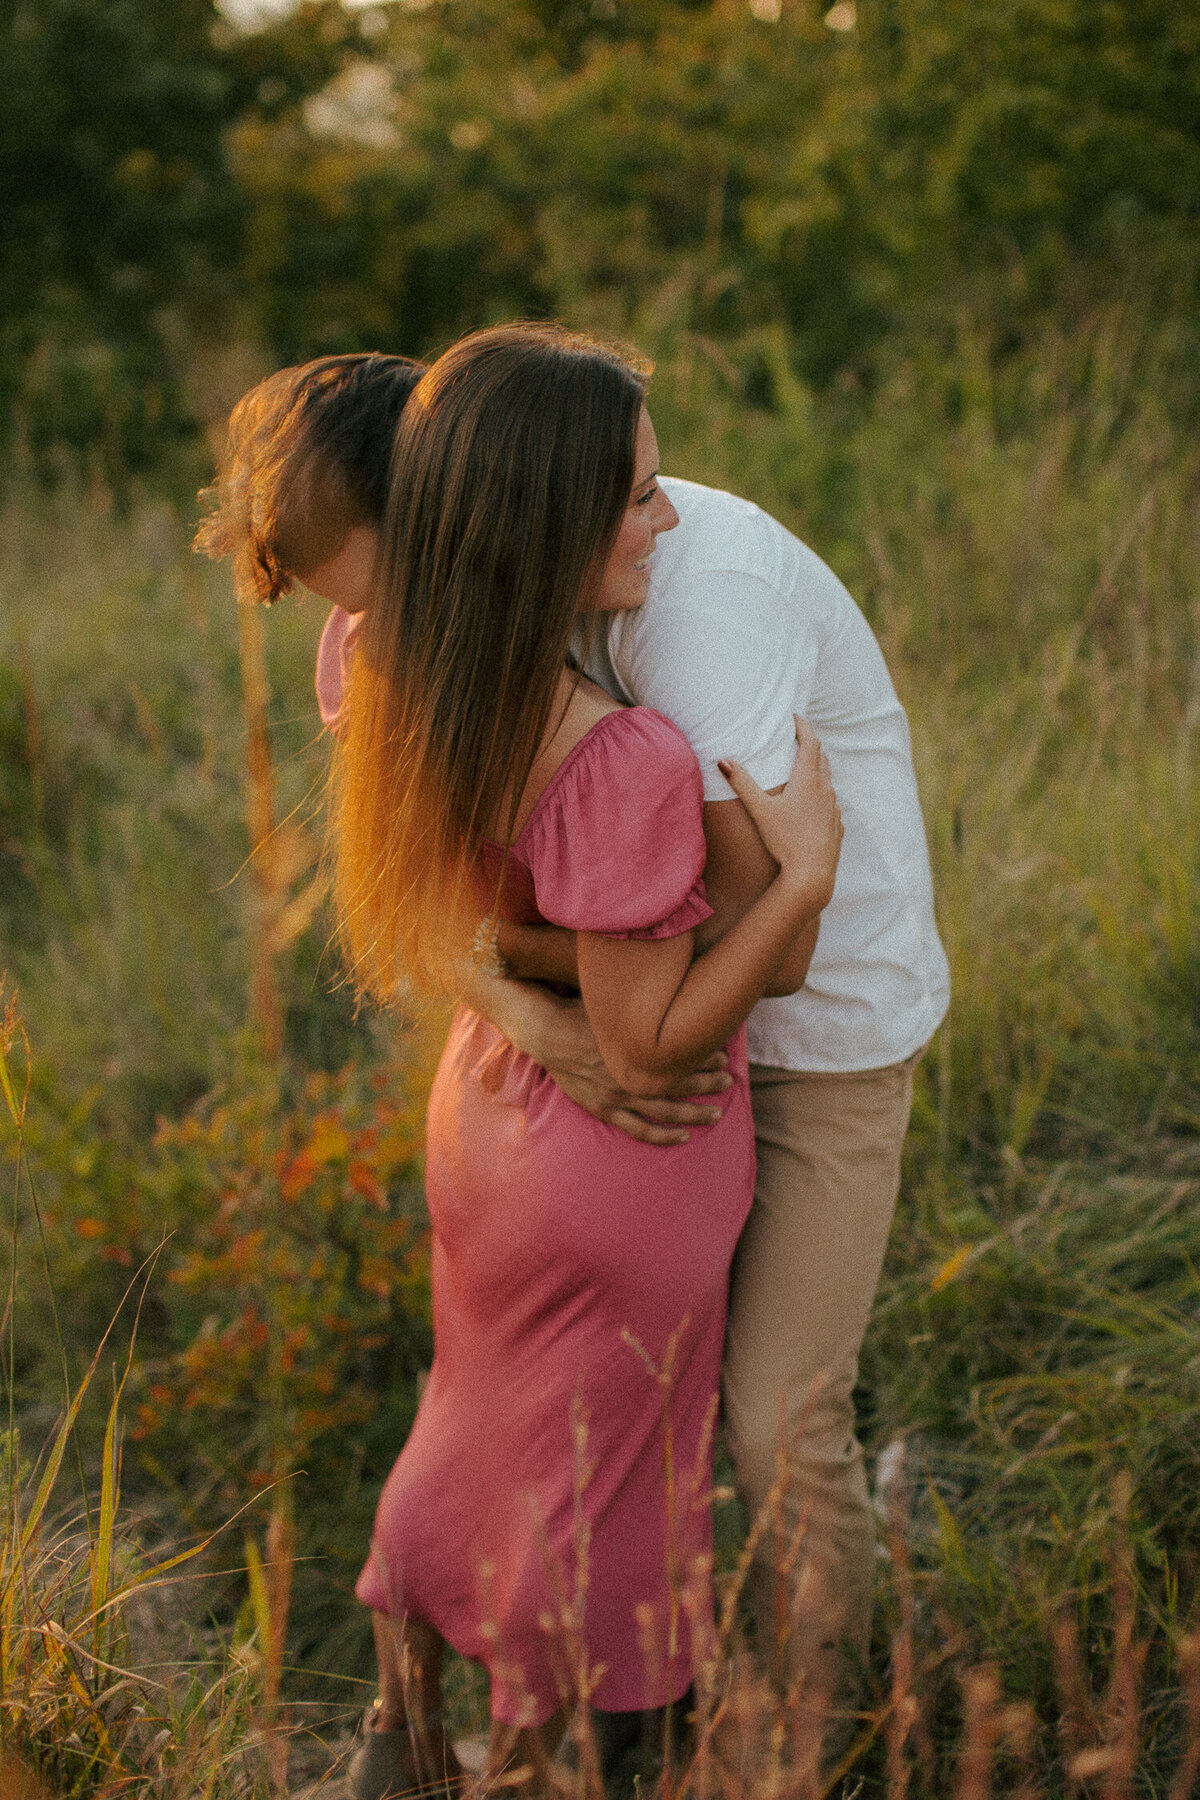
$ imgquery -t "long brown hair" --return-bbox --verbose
[332,323,649,1000]
[194,352,426,601]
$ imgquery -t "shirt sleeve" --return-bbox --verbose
[608,569,820,800]
[315,606,363,729]
[525,709,714,940]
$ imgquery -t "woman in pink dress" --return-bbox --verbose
[201,326,841,1795]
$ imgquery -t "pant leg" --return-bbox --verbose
[723,1055,917,1713]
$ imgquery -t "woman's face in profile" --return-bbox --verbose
[587,406,680,614]
[300,403,679,619]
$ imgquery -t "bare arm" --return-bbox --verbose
[578,720,841,1096]
[499,789,821,1000]
[696,792,820,996]
[498,921,579,987]
[487,728,832,1117]
[462,968,733,1146]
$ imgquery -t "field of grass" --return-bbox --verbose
[0,298,1197,1793]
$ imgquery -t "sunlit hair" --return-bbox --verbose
[332,322,650,1001]
[193,352,426,601]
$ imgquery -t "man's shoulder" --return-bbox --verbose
[659,475,789,553]
[654,476,849,618]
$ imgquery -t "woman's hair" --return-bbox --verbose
[332,321,650,1000]
[194,352,426,601]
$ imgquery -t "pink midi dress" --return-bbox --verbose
[354,707,755,1726]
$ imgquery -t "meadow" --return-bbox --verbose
[0,294,1198,1795]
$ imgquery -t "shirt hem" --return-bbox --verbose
[745,996,948,1076]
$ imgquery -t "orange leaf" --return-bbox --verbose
[931,1245,973,1292]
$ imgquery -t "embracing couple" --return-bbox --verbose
[199,325,948,1793]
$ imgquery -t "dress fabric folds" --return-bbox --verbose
[356,708,755,1725]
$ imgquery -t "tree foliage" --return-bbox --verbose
[3,0,1198,477]
[0,0,363,477]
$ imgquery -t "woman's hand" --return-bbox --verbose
[717,717,842,911]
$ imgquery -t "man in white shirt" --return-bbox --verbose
[316,470,949,1724]
[583,475,948,1714]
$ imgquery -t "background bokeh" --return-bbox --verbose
[5,0,1198,489]
[1,2,1198,1791]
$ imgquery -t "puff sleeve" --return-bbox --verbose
[524,708,714,940]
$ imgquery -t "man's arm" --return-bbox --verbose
[464,967,732,1147]
[491,773,820,1132]
[499,922,579,987]
[498,784,820,1005]
[469,786,819,1139]
[605,566,826,998]
[697,793,821,996]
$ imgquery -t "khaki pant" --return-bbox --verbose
[723,1054,917,1715]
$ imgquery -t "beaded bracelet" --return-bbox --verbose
[470,914,510,980]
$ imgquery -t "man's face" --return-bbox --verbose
[301,403,681,619]
[300,522,380,614]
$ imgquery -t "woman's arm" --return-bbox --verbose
[577,719,841,1096]
[499,791,819,998]
[461,969,733,1145]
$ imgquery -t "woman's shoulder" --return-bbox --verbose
[512,670,692,836]
[575,703,698,779]
[520,701,698,841]
[518,702,709,937]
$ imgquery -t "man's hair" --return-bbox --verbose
[331,322,651,998]
[194,352,426,602]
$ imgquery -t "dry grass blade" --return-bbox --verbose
[999,1699,1044,1800]
[1100,1478,1144,1800]
[1167,1635,1200,1800]
[884,1451,917,1800]
[264,1493,296,1794]
[0,1750,53,1799]
[0,982,30,1132]
[955,1667,1002,1800]
[12,1271,141,1581]
[90,1250,162,1666]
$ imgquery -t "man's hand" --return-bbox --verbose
[466,972,731,1146]
[551,1047,733,1146]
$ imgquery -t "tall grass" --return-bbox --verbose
[0,495,372,1132]
[653,296,1200,1174]
[1,982,1194,1799]
[0,296,1196,1788]
[0,990,278,1796]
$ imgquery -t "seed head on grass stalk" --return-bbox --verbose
[539,1395,606,1800]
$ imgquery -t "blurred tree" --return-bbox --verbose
[750,0,1200,378]
[230,0,1200,389]
[2,0,1197,477]
[228,1,825,362]
[0,0,370,483]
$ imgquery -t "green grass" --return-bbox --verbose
[0,296,1197,1791]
